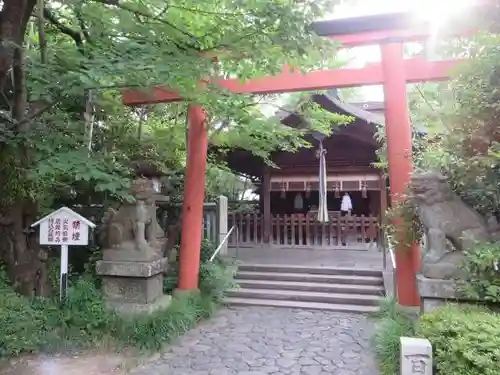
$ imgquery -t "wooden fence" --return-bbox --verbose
[228,212,379,248]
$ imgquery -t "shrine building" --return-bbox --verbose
[223,91,387,250]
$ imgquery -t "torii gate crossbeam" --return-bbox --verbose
[123,58,460,105]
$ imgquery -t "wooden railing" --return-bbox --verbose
[228,212,379,248]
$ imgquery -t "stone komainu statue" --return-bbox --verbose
[99,178,164,261]
[410,171,495,279]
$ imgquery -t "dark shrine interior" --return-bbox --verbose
[261,190,381,217]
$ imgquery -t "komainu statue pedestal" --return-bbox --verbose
[416,275,466,313]
[96,178,171,316]
[96,257,171,316]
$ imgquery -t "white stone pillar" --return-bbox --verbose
[400,337,433,375]
[218,195,228,256]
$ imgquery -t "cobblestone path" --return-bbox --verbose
[131,306,379,375]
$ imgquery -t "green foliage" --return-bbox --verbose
[200,239,217,263]
[114,291,215,351]
[1,0,351,294]
[27,0,344,169]
[382,195,423,253]
[0,255,235,357]
[0,291,51,357]
[401,34,500,217]
[372,28,500,375]
[418,305,500,375]
[60,278,114,334]
[199,262,236,303]
[163,239,236,297]
[376,33,500,248]
[163,261,180,295]
[371,297,416,375]
[205,165,254,201]
[0,277,112,357]
[460,242,500,303]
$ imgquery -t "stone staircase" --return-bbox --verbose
[225,264,385,313]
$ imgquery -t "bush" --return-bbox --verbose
[0,243,235,358]
[0,290,51,356]
[163,239,235,296]
[461,241,500,303]
[163,259,180,294]
[418,304,500,375]
[199,262,236,302]
[114,291,215,350]
[371,297,416,375]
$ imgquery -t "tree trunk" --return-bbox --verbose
[0,0,49,296]
[0,204,49,296]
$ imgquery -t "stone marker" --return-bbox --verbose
[400,337,432,375]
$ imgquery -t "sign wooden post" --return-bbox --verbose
[31,207,96,302]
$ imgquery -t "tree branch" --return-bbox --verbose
[209,120,231,138]
[37,0,47,64]
[116,32,202,55]
[12,47,26,126]
[16,100,53,127]
[0,0,37,91]
[91,0,200,46]
[43,7,84,54]
[415,84,450,131]
[208,100,308,140]
[166,5,243,17]
[75,6,91,43]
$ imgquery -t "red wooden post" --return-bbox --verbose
[380,41,420,306]
[177,104,209,290]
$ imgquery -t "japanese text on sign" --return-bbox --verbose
[32,207,95,247]
[63,218,69,243]
[37,213,90,246]
[55,218,61,243]
[48,218,54,242]
[72,220,81,242]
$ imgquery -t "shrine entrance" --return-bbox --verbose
[122,3,495,306]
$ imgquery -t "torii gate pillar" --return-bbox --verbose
[381,41,421,306]
[177,104,209,290]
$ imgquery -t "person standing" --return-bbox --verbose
[340,193,352,246]
[340,192,352,216]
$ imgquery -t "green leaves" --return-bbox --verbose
[0,262,235,356]
[371,297,416,375]
[32,0,342,161]
[461,242,500,303]
[418,305,500,375]
[3,0,346,211]
[375,33,500,218]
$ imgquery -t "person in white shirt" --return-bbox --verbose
[340,192,352,246]
[340,192,352,216]
[294,193,304,211]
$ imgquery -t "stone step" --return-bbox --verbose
[235,279,385,295]
[224,297,380,313]
[236,271,383,286]
[237,264,382,277]
[226,288,382,306]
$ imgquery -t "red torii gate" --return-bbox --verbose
[123,6,488,307]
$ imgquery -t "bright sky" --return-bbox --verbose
[332,0,476,19]
[328,0,477,101]
[259,0,477,115]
